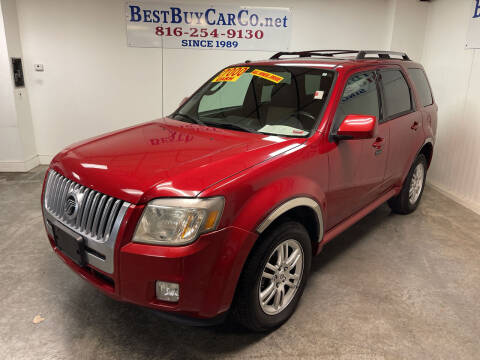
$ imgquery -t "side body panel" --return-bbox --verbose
[385,111,424,185]
[381,65,430,188]
[326,124,390,229]
[199,135,330,237]
[324,67,390,229]
[406,65,438,165]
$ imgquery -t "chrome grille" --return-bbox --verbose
[44,170,126,243]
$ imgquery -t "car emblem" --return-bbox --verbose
[64,190,80,220]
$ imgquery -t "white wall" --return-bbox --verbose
[0,3,23,163]
[387,0,429,61]
[0,0,37,171]
[422,0,480,214]
[6,0,480,215]
[16,0,165,164]
[13,0,394,162]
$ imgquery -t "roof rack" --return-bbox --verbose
[270,50,410,61]
[357,50,410,60]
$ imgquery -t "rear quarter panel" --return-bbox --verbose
[403,63,438,168]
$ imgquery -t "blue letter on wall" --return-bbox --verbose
[474,0,480,18]
[129,5,142,22]
[171,7,182,23]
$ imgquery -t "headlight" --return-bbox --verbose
[133,197,224,246]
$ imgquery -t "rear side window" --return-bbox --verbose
[380,70,412,119]
[407,68,433,107]
[333,71,380,132]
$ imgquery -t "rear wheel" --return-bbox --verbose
[232,221,312,332]
[388,154,427,214]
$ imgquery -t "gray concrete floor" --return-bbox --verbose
[1,166,479,359]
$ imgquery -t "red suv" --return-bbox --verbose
[42,50,437,331]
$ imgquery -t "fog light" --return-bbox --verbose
[155,281,179,302]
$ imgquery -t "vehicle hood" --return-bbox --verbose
[51,118,305,204]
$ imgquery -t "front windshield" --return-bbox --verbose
[171,65,335,137]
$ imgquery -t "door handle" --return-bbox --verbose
[372,137,384,151]
[411,121,419,131]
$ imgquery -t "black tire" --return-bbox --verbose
[388,153,427,214]
[232,221,312,332]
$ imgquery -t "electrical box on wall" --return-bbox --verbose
[11,58,25,87]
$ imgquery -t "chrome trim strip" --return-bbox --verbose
[81,191,94,232]
[92,194,107,236]
[98,197,114,238]
[86,193,100,234]
[256,197,324,243]
[75,188,89,228]
[105,199,121,238]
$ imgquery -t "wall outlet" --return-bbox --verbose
[34,64,44,72]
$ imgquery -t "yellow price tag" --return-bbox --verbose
[212,67,249,82]
[251,69,284,83]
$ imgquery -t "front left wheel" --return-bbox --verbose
[232,221,312,332]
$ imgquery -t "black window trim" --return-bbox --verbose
[406,67,434,108]
[378,68,416,122]
[374,69,386,124]
[311,69,338,136]
[329,69,383,141]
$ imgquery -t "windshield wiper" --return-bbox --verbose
[203,121,257,134]
[172,114,256,134]
[172,112,205,125]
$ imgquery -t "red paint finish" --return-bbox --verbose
[42,56,437,320]
[50,119,305,204]
[119,227,257,317]
[337,115,378,139]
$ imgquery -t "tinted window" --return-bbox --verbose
[305,72,330,95]
[175,66,335,137]
[199,74,251,112]
[380,70,412,119]
[407,68,433,107]
[334,71,380,131]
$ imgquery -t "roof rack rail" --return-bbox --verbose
[356,50,410,60]
[270,50,410,61]
[270,50,358,59]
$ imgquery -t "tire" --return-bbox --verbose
[232,221,312,332]
[388,153,427,214]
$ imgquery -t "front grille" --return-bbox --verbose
[44,170,125,243]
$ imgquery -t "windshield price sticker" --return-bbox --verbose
[212,67,250,82]
[314,90,324,100]
[251,69,284,83]
[126,2,291,51]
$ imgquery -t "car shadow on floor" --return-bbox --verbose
[310,203,395,274]
[61,285,268,358]
[59,203,397,358]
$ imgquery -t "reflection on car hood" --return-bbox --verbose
[51,118,305,204]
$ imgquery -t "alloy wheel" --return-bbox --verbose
[409,162,425,205]
[258,239,304,315]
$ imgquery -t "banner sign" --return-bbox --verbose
[466,0,480,48]
[126,2,291,51]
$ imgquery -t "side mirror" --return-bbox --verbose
[179,97,189,107]
[334,114,377,140]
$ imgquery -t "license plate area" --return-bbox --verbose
[53,222,86,266]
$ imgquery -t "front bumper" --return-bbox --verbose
[47,223,257,320]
